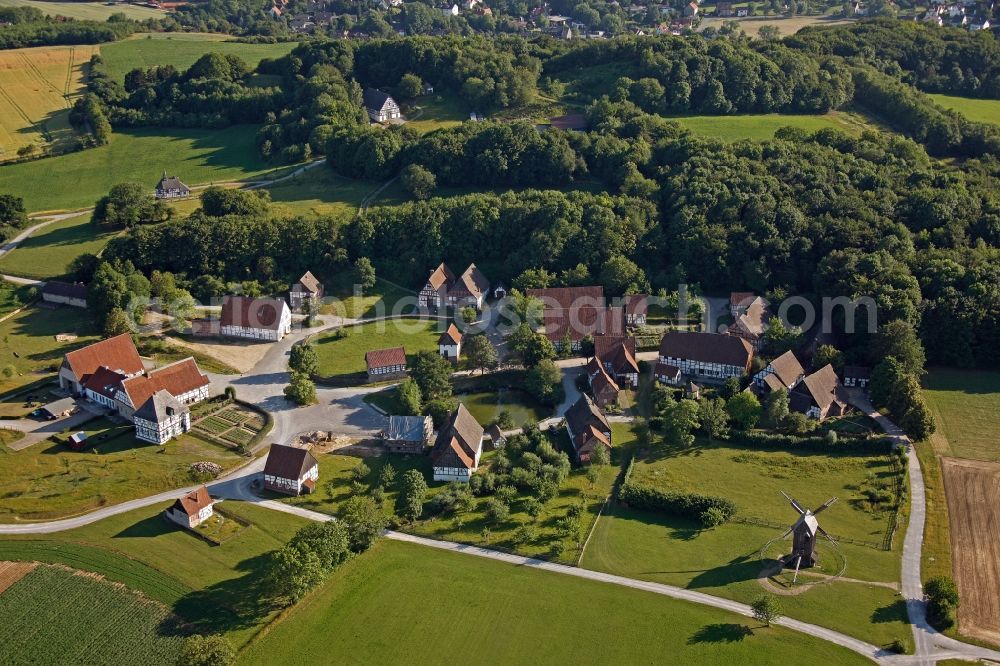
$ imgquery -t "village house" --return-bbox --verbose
[441,2,460,15]
[41,281,87,308]
[593,335,639,387]
[366,346,407,380]
[683,1,698,15]
[843,365,871,389]
[564,394,612,464]
[727,296,770,350]
[165,486,215,529]
[438,323,463,361]
[486,423,507,449]
[219,295,292,341]
[59,333,145,395]
[364,88,402,123]
[133,390,191,444]
[622,293,648,326]
[685,381,701,400]
[586,357,621,407]
[418,262,490,310]
[383,415,433,454]
[63,335,209,444]
[430,403,484,482]
[526,286,626,350]
[154,171,191,199]
[263,444,319,495]
[789,364,848,420]
[657,331,753,383]
[729,291,756,318]
[289,271,324,311]
[753,350,806,394]
[736,7,749,16]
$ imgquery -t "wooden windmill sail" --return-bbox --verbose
[780,491,837,569]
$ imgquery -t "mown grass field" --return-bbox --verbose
[924,368,1000,462]
[0,500,310,648]
[671,111,873,141]
[928,94,1000,126]
[284,440,618,564]
[698,15,853,38]
[0,304,99,394]
[312,319,442,382]
[0,564,185,664]
[579,424,911,651]
[0,44,97,160]
[457,389,549,426]
[264,167,375,219]
[0,417,243,521]
[401,92,467,133]
[100,33,298,84]
[0,213,117,279]
[0,126,277,212]
[0,0,165,20]
[241,539,870,665]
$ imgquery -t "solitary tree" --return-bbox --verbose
[289,343,319,376]
[465,334,498,374]
[339,495,387,552]
[284,372,317,405]
[699,398,730,440]
[397,469,428,522]
[660,399,700,447]
[726,392,762,430]
[178,634,235,666]
[751,594,782,626]
[354,257,376,290]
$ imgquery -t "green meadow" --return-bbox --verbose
[924,368,1000,462]
[241,539,870,665]
[100,33,298,84]
[928,94,1000,126]
[671,111,873,141]
[0,126,277,212]
[0,213,116,279]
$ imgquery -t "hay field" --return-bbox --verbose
[0,0,164,20]
[940,457,1000,648]
[0,44,96,161]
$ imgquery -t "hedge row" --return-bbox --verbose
[728,431,894,454]
[618,481,737,526]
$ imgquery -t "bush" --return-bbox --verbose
[618,481,737,525]
[925,575,960,629]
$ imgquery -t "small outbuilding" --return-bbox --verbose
[438,323,463,361]
[41,281,88,308]
[165,486,215,529]
[366,346,407,381]
[383,415,432,454]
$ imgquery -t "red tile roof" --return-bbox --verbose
[83,366,126,400]
[730,291,755,308]
[121,357,208,409]
[623,294,648,316]
[594,335,639,375]
[431,403,483,470]
[170,486,213,517]
[63,334,144,384]
[526,286,604,310]
[438,324,462,346]
[425,263,456,291]
[366,346,406,370]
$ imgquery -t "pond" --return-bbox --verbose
[456,389,550,427]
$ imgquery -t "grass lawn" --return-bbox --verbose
[0,563,184,664]
[263,167,374,219]
[312,319,442,382]
[578,424,911,650]
[670,111,873,141]
[0,126,278,212]
[401,92,468,133]
[284,444,618,564]
[0,304,99,394]
[456,388,550,426]
[0,500,310,648]
[241,539,870,665]
[0,416,244,521]
[0,213,117,279]
[924,368,1000,462]
[0,279,31,317]
[99,33,297,84]
[914,441,952,583]
[928,94,1000,126]
[0,0,164,20]
[698,15,854,38]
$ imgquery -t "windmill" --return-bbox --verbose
[780,491,837,574]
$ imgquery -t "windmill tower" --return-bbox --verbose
[780,491,837,569]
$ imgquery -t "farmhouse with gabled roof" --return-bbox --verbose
[564,394,612,463]
[219,295,291,341]
[418,262,490,310]
[263,443,319,495]
[364,88,401,123]
[155,171,190,199]
[657,331,753,383]
[430,403,484,482]
[289,271,324,311]
[165,486,214,529]
[366,346,407,380]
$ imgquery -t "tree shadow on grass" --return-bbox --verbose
[161,552,280,637]
[688,623,754,644]
[871,599,908,624]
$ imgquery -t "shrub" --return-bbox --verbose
[925,575,960,629]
